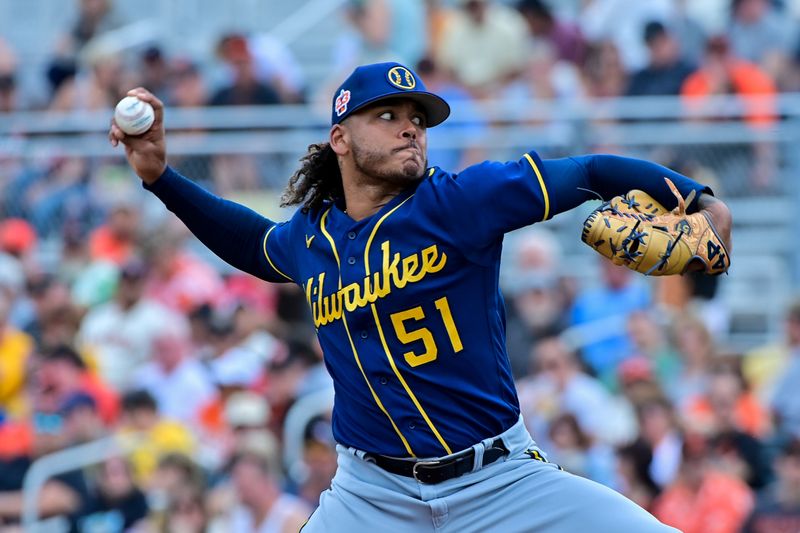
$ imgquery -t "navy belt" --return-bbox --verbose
[365,438,508,484]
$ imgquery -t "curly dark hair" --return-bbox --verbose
[280,142,344,213]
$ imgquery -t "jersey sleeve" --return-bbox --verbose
[442,150,552,254]
[439,151,712,259]
[260,219,297,283]
[144,166,296,283]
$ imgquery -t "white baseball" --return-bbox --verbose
[114,96,155,135]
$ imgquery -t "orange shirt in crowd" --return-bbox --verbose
[653,470,754,533]
[79,372,120,425]
[685,392,770,438]
[681,60,777,128]
[88,225,135,265]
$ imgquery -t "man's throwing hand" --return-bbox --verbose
[109,88,167,186]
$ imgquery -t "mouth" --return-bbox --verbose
[395,145,421,157]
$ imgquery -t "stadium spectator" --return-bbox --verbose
[0,290,34,418]
[248,33,306,104]
[769,318,800,438]
[145,452,206,529]
[77,258,186,390]
[625,311,681,396]
[88,198,140,266]
[546,412,617,487]
[263,338,329,436]
[681,35,777,128]
[49,48,133,111]
[141,226,224,314]
[517,336,619,450]
[167,57,208,109]
[500,40,587,112]
[653,433,754,533]
[137,46,171,103]
[131,329,216,427]
[436,0,530,97]
[224,450,311,533]
[416,56,487,173]
[33,345,119,427]
[0,38,19,113]
[297,415,337,508]
[210,34,282,107]
[666,0,707,68]
[615,439,661,511]
[745,296,800,402]
[578,0,674,72]
[516,0,586,65]
[159,485,209,533]
[202,306,266,391]
[728,0,796,88]
[708,430,772,491]
[669,314,717,409]
[581,40,629,98]
[683,363,770,438]
[569,259,650,384]
[118,390,195,485]
[72,456,149,532]
[637,396,682,489]
[626,21,694,96]
[502,227,570,378]
[334,0,427,71]
[742,438,800,532]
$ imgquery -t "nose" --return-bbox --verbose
[400,118,417,140]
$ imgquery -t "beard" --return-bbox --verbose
[351,141,426,185]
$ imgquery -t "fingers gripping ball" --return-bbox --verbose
[114,96,155,135]
[581,178,731,276]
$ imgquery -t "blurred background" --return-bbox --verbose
[0,0,799,531]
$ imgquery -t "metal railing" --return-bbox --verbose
[1,93,798,349]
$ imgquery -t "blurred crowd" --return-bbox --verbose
[2,0,800,532]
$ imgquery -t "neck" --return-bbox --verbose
[341,174,407,221]
[250,490,278,523]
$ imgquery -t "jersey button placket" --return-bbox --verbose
[347,256,356,265]
[347,231,356,240]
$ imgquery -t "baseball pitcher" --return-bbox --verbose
[110,61,731,532]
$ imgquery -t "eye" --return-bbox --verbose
[379,111,393,120]
[411,116,423,126]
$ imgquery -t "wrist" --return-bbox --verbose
[142,164,168,186]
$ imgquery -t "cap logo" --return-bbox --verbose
[387,66,416,90]
[335,89,351,117]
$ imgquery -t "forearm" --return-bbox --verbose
[541,155,711,216]
[0,482,78,519]
[144,167,275,279]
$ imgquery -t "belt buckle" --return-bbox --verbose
[412,459,440,484]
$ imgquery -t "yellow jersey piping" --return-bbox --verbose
[364,196,453,455]
[262,226,293,281]
[523,153,550,221]
[320,208,415,457]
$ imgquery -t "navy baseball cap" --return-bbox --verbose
[331,62,450,127]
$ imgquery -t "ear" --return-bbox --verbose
[330,124,349,156]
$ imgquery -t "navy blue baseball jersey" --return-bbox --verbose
[146,152,709,458]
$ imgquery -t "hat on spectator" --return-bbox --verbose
[59,391,97,416]
[120,257,148,280]
[303,414,335,448]
[225,391,270,428]
[618,356,654,385]
[331,62,450,126]
[217,34,252,63]
[0,218,36,256]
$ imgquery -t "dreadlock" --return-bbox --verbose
[281,142,344,213]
